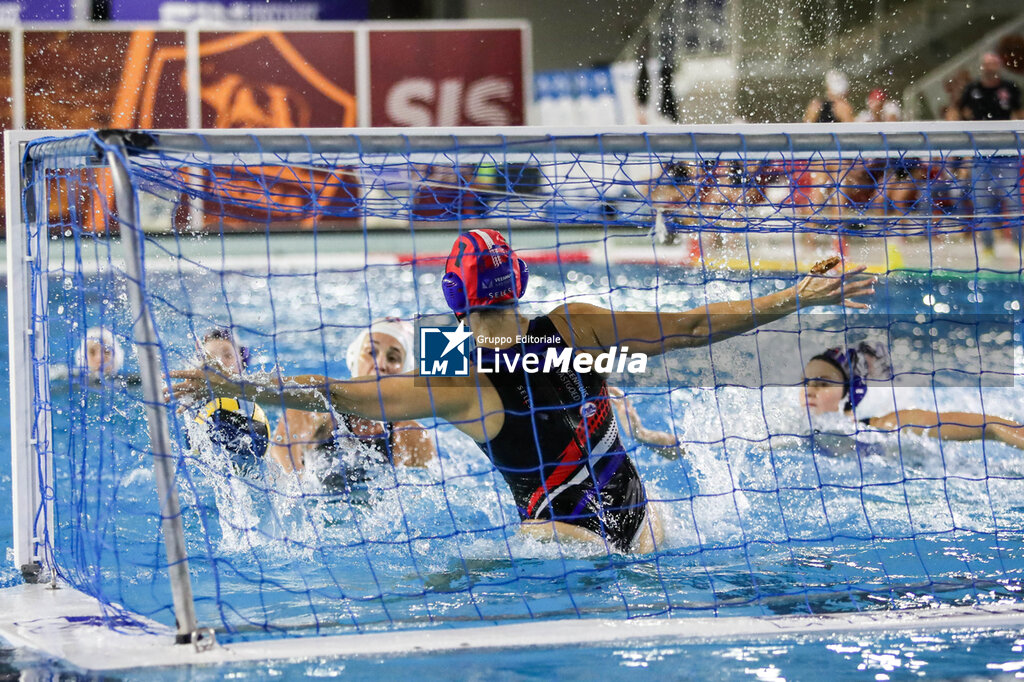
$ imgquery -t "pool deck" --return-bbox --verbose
[5,582,1024,672]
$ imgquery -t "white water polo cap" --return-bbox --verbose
[345,317,416,375]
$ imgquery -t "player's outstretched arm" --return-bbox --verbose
[870,410,1024,450]
[555,256,875,357]
[169,367,472,425]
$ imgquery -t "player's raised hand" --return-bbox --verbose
[796,255,876,309]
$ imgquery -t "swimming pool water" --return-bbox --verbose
[5,257,1024,676]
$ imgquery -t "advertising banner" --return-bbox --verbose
[109,0,368,22]
[4,22,527,235]
[8,0,72,21]
[370,28,524,127]
[198,30,357,128]
[0,30,10,231]
[22,30,188,234]
[193,30,359,229]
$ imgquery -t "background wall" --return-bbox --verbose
[465,0,651,71]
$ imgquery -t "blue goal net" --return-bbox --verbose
[8,124,1024,644]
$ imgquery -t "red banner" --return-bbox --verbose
[0,31,11,130]
[198,31,357,128]
[0,30,11,232]
[193,31,359,229]
[369,29,524,127]
[23,30,188,234]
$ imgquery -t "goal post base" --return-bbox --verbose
[19,561,44,584]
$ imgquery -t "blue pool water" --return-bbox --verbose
[5,258,1024,677]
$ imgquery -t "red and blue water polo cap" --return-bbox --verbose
[442,229,528,316]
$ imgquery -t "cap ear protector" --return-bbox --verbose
[847,369,868,410]
[441,270,469,317]
[442,230,528,317]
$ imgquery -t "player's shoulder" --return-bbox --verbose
[544,302,610,345]
[545,301,611,322]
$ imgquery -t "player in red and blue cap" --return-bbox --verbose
[440,229,653,550]
[173,231,875,553]
[441,228,529,318]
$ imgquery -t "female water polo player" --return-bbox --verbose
[172,230,875,553]
[51,326,132,384]
[270,318,436,486]
[801,342,1024,450]
[77,326,125,379]
[201,327,249,375]
[193,328,270,476]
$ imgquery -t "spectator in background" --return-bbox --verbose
[855,89,902,123]
[804,70,855,124]
[855,89,888,123]
[645,161,698,244]
[801,71,854,232]
[939,69,972,122]
[646,161,697,209]
[949,52,1024,256]
[881,100,902,122]
[850,89,915,230]
[950,52,1023,122]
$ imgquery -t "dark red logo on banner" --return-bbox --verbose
[197,31,357,128]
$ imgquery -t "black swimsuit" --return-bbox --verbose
[316,415,396,490]
[474,316,649,552]
[339,414,396,464]
[816,98,836,123]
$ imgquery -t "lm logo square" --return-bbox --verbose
[419,323,473,377]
